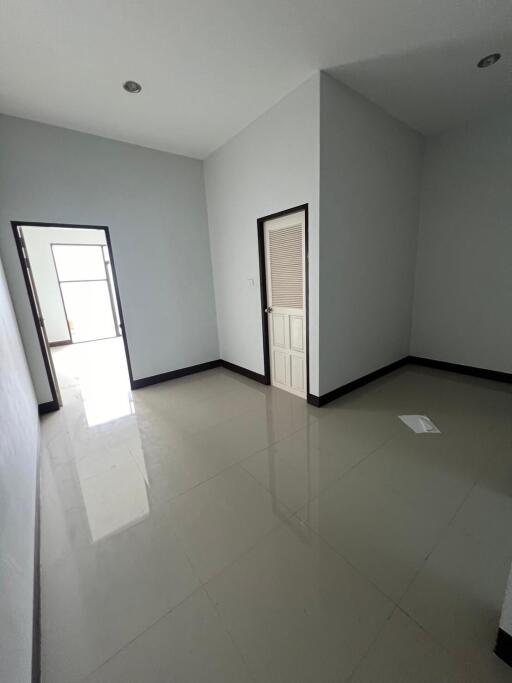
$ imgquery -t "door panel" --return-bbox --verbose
[290,315,304,352]
[264,210,306,398]
[291,355,305,392]
[272,313,287,348]
[273,350,288,385]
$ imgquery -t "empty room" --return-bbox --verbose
[1,2,511,682]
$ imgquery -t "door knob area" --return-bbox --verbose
[265,307,273,313]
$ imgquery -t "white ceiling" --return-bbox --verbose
[330,30,512,135]
[1,1,511,158]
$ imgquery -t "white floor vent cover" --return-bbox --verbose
[398,415,440,434]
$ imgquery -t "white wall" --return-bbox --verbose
[319,73,423,395]
[0,254,39,683]
[500,565,512,639]
[23,227,107,343]
[411,107,512,373]
[0,115,219,403]
[204,75,320,394]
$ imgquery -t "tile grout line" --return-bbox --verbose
[76,584,207,683]
[393,603,479,668]
[202,586,259,683]
[239,417,404,519]
[292,512,399,607]
[286,426,429,605]
[199,510,397,683]
[397,434,508,608]
[151,413,318,509]
[39,385,252,681]
[312,426,403,502]
[291,425,509,613]
[292,425,403,519]
[40,395,313,579]
[234,425,408,607]
[193,498,296,588]
[344,604,401,683]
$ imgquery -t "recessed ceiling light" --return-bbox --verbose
[123,80,142,94]
[477,53,501,68]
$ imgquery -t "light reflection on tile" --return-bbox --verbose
[77,449,149,542]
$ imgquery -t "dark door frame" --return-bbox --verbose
[256,203,310,399]
[11,221,135,410]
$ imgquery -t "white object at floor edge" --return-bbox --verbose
[398,415,440,434]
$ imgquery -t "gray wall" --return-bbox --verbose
[0,254,39,683]
[0,115,219,403]
[204,75,320,394]
[23,227,107,344]
[319,73,423,395]
[411,107,512,373]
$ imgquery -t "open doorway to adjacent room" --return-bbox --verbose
[12,222,134,418]
[51,242,121,344]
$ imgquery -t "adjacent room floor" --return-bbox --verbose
[40,347,512,682]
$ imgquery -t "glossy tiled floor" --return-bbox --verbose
[40,339,512,682]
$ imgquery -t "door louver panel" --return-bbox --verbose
[268,224,303,308]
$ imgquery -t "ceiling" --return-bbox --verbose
[330,30,512,135]
[1,1,511,158]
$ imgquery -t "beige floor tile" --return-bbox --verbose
[350,608,475,683]
[241,424,351,512]
[165,466,291,582]
[296,461,456,602]
[206,520,393,683]
[84,589,252,683]
[42,508,200,683]
[400,451,512,679]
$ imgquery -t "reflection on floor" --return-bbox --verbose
[40,354,512,682]
[52,337,133,426]
[50,338,146,543]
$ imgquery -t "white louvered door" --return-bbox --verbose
[264,210,306,398]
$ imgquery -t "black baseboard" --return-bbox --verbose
[48,340,72,347]
[128,349,512,405]
[408,356,512,384]
[132,358,269,390]
[308,357,409,407]
[495,628,512,667]
[32,445,41,683]
[308,355,512,408]
[132,360,222,389]
[38,400,59,415]
[219,359,268,385]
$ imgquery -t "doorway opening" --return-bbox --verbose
[12,222,134,414]
[51,243,121,344]
[257,204,309,399]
